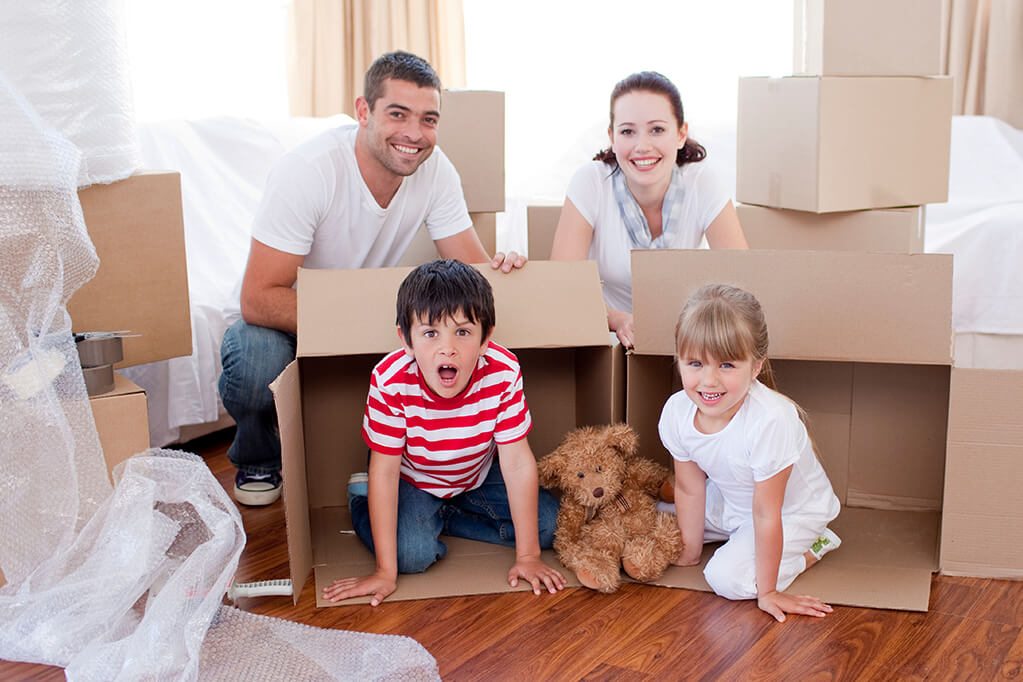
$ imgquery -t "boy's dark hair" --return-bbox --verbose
[396,260,495,345]
[364,51,442,111]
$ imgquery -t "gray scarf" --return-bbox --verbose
[612,164,686,249]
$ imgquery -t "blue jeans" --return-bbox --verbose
[218,319,296,475]
[349,462,560,574]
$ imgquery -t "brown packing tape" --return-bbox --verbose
[76,336,123,367]
[82,364,115,396]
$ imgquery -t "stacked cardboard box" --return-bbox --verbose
[400,90,504,265]
[737,0,950,251]
[73,171,191,473]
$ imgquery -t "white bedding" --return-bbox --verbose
[122,114,1022,447]
[122,115,350,446]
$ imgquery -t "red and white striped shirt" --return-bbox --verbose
[362,342,532,498]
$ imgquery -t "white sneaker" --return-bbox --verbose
[810,527,841,561]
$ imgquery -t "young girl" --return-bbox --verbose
[551,71,748,349]
[659,284,841,622]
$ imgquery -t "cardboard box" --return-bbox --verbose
[793,0,942,76]
[89,372,150,480]
[273,261,625,605]
[736,76,952,213]
[70,171,192,368]
[526,204,561,260]
[437,90,505,213]
[628,249,1023,610]
[738,203,925,253]
[398,212,498,266]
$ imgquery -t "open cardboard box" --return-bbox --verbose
[628,249,1023,611]
[272,261,626,606]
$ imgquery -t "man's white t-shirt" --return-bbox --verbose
[565,160,730,313]
[658,381,840,534]
[226,124,472,323]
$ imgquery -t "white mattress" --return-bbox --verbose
[122,115,350,446]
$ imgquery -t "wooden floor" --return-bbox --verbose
[5,428,1023,680]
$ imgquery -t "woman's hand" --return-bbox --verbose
[608,309,635,348]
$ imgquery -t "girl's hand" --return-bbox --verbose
[757,590,833,622]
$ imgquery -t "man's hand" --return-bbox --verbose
[490,251,527,273]
[322,570,397,607]
[508,554,566,595]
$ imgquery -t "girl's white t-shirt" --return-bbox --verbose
[658,381,840,533]
[565,160,730,313]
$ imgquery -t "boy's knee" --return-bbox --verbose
[396,544,444,574]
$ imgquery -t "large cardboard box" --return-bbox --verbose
[738,203,925,253]
[70,171,192,368]
[437,90,505,213]
[736,76,952,213]
[273,261,626,605]
[89,373,150,479]
[793,0,942,76]
[398,212,498,266]
[628,249,1023,611]
[526,204,561,260]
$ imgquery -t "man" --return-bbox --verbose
[219,51,523,506]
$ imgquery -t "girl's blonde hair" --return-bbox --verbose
[673,284,777,390]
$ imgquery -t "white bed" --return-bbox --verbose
[122,114,1023,447]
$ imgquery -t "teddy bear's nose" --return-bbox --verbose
[592,487,604,498]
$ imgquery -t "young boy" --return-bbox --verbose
[323,259,566,606]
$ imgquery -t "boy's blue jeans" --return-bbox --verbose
[349,462,560,574]
[218,319,296,475]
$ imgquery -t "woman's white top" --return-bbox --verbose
[565,160,729,313]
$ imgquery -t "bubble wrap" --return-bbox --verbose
[1,48,439,682]
[200,607,440,681]
[0,1,140,186]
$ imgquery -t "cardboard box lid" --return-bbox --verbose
[296,260,610,358]
[631,249,953,364]
[436,90,505,213]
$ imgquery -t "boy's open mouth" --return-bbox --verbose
[438,364,458,385]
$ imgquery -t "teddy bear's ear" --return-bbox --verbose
[604,423,638,457]
[536,448,567,489]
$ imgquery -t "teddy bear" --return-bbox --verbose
[537,423,684,593]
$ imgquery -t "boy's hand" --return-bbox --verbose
[322,570,397,606]
[508,554,566,595]
[757,589,833,622]
[490,251,527,273]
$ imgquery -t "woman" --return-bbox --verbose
[551,71,748,348]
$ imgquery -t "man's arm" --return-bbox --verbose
[239,238,305,334]
[434,227,526,273]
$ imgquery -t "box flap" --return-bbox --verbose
[297,260,610,357]
[631,249,953,364]
[311,506,580,605]
[648,507,938,611]
[271,360,312,604]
